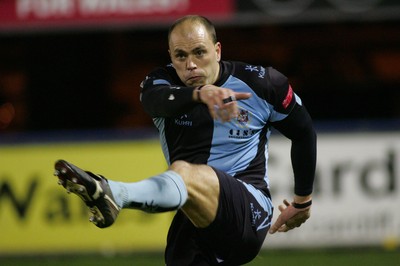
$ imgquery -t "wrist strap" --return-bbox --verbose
[196,85,205,102]
[292,200,312,209]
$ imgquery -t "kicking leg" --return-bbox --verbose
[108,160,219,228]
[54,159,220,229]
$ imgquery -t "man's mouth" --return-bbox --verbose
[187,76,201,81]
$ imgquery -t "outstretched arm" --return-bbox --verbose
[269,103,317,234]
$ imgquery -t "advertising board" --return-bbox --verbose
[266,132,400,249]
[0,140,171,254]
[0,132,399,254]
[0,0,233,31]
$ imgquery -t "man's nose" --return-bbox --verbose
[186,57,197,71]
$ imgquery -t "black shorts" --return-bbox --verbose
[165,168,273,266]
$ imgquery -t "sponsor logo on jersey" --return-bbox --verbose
[174,114,192,127]
[228,128,256,139]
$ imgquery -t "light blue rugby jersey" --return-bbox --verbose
[141,60,299,195]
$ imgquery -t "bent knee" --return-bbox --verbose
[169,161,218,192]
[169,161,216,181]
[169,160,192,174]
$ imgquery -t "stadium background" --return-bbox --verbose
[0,0,399,265]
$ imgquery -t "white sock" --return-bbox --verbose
[108,170,188,213]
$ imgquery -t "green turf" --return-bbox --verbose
[0,248,398,266]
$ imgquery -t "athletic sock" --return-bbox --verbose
[107,170,188,213]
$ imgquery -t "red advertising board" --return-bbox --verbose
[0,0,234,31]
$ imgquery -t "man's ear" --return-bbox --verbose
[215,42,222,62]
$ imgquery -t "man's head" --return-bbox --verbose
[168,15,221,87]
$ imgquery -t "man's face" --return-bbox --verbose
[169,22,221,87]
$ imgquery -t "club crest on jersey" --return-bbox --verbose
[237,109,249,125]
[229,109,256,139]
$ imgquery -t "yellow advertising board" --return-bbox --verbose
[0,139,173,255]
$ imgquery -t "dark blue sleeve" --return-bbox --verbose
[140,66,197,118]
[271,103,317,196]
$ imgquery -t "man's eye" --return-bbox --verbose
[176,54,186,60]
[195,50,205,56]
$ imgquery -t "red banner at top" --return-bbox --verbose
[0,0,234,31]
